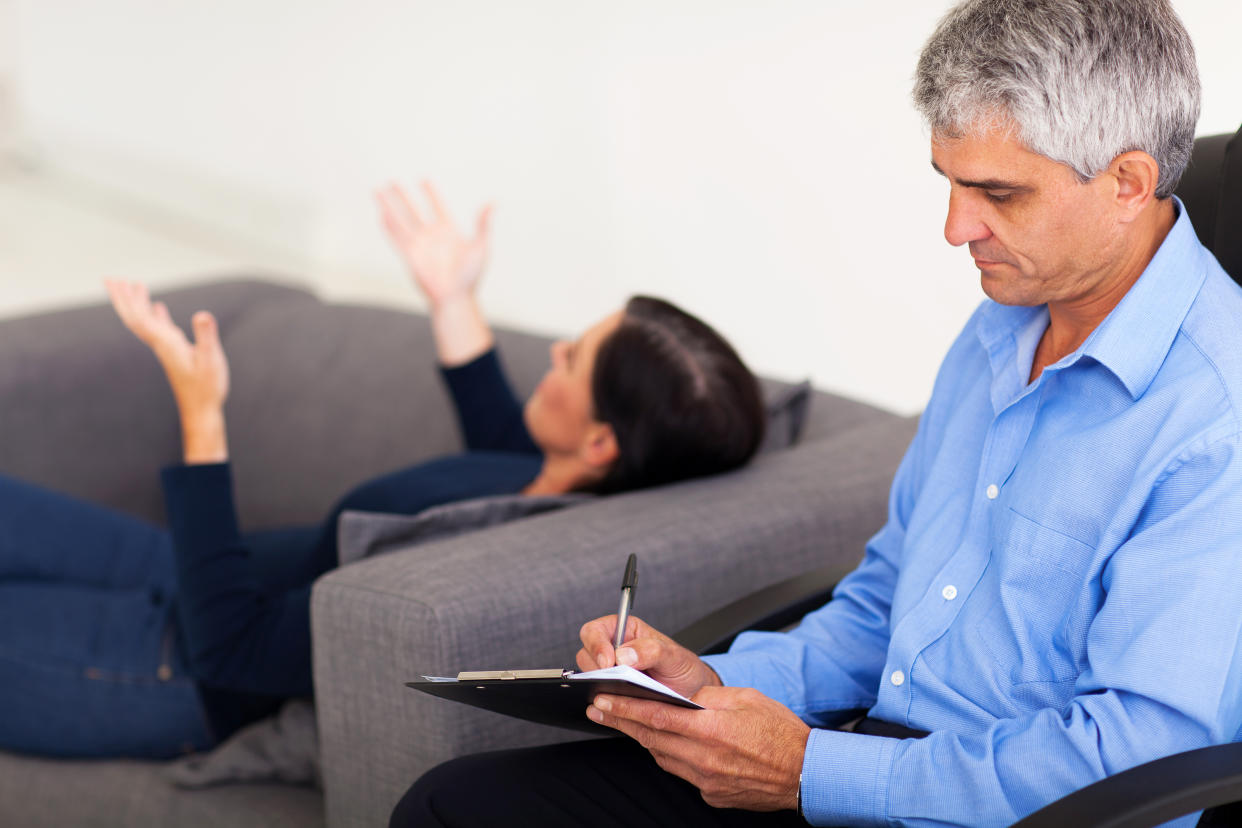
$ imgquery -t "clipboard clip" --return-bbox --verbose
[456,669,576,681]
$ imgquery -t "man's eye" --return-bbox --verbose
[985,191,1014,203]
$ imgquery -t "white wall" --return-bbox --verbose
[8,0,1242,413]
[0,0,15,152]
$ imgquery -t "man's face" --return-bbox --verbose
[931,127,1123,307]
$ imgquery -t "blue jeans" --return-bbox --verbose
[0,474,215,759]
[0,451,541,759]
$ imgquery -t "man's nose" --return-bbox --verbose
[943,189,991,247]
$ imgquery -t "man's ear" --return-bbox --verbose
[1108,150,1161,221]
[580,422,619,470]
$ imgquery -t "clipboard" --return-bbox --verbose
[407,665,703,734]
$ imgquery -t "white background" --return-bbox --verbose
[3,0,1239,413]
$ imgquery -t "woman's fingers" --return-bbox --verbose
[107,279,161,340]
[393,183,425,231]
[421,179,450,222]
[105,279,204,364]
[375,191,402,244]
[473,204,493,247]
[191,311,219,348]
[378,186,416,239]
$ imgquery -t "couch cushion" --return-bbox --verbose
[337,493,594,566]
[0,749,322,828]
[163,698,320,790]
[760,379,812,452]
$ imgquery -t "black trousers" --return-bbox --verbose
[391,719,928,828]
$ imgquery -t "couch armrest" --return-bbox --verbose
[310,416,916,828]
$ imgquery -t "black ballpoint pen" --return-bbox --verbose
[613,553,639,650]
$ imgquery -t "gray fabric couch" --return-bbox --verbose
[0,279,917,827]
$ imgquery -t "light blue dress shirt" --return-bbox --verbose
[705,201,1242,827]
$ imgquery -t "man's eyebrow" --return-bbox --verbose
[930,159,1028,191]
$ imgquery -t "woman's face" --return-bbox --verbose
[524,310,623,456]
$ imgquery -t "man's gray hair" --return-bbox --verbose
[913,0,1200,197]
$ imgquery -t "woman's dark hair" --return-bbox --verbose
[588,296,765,494]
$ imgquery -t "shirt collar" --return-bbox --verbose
[1078,197,1206,398]
[975,196,1208,401]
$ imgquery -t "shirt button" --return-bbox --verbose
[890,670,905,686]
[942,585,958,600]
[986,484,999,499]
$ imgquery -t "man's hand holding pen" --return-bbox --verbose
[576,612,809,813]
[577,614,721,697]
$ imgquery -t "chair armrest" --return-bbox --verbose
[673,561,856,655]
[1010,742,1242,828]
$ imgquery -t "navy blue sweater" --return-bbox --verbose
[160,350,543,740]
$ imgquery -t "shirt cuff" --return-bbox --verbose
[799,727,897,827]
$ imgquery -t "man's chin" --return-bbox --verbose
[979,272,1044,307]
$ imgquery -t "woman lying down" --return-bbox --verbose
[0,181,766,759]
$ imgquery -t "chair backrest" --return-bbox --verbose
[1175,123,1242,284]
[1175,132,1242,827]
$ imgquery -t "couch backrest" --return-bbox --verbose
[1,279,894,529]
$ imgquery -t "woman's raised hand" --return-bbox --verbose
[375,181,496,366]
[376,181,493,311]
[106,279,230,463]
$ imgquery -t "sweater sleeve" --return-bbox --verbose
[439,349,540,455]
[160,453,544,702]
[161,463,314,698]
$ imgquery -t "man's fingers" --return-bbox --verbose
[575,648,600,673]
[614,633,666,671]
[587,697,708,769]
[579,616,619,668]
[592,693,701,736]
[647,750,704,791]
[586,700,661,745]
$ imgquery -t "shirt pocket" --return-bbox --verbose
[980,507,1095,688]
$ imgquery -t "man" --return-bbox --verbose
[392,1,1242,825]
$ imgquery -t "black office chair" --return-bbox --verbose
[674,123,1242,828]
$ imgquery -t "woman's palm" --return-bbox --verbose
[378,181,492,308]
